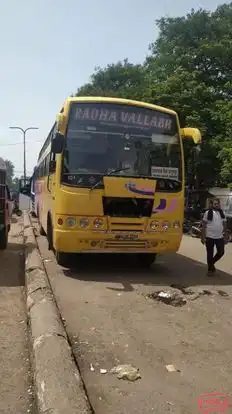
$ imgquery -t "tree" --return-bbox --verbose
[213,100,232,183]
[11,177,19,192]
[144,3,232,185]
[4,159,15,187]
[11,175,31,192]
[74,3,232,187]
[76,59,147,101]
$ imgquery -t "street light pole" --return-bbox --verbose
[9,126,38,182]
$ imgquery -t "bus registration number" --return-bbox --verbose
[114,233,139,241]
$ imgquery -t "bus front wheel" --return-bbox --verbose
[136,253,157,268]
[0,226,8,250]
[55,252,69,267]
[37,208,46,236]
[39,223,46,236]
[47,217,53,251]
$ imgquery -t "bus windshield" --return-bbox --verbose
[62,103,182,191]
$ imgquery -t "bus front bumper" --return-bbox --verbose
[53,229,182,254]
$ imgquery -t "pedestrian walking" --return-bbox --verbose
[201,197,228,275]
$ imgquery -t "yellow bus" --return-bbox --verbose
[34,97,201,266]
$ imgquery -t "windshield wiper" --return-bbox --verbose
[89,167,130,191]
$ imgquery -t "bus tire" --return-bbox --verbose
[47,216,53,251]
[0,226,8,250]
[37,207,45,235]
[136,253,157,268]
[39,223,46,236]
[55,252,69,267]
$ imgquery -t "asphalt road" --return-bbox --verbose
[34,220,232,414]
[0,217,35,414]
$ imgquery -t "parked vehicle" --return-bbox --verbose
[190,220,202,238]
[0,158,12,249]
[183,218,192,234]
[18,174,36,216]
[33,95,201,266]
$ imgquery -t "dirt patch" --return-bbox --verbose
[147,284,230,307]
[147,290,187,307]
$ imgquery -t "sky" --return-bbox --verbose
[0,0,228,178]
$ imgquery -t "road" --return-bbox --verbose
[33,219,232,414]
[0,217,35,414]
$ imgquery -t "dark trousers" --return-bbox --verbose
[205,237,225,271]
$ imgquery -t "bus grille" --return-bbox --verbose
[105,240,148,249]
[110,222,143,232]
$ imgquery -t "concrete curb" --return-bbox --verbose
[24,213,91,414]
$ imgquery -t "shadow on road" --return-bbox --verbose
[0,242,25,287]
[62,252,232,291]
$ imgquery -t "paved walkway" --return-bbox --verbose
[0,218,34,414]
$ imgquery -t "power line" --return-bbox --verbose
[14,170,34,172]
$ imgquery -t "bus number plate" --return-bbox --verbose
[115,233,139,241]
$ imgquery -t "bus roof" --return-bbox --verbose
[0,158,6,170]
[62,96,177,116]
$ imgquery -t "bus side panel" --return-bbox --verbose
[35,179,43,225]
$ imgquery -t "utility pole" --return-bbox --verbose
[9,126,38,182]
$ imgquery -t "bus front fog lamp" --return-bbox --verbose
[93,218,103,228]
[66,217,76,227]
[80,218,89,228]
[162,221,170,231]
[173,220,181,229]
[150,221,159,231]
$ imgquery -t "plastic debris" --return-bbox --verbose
[110,364,141,381]
[100,369,107,374]
[170,284,194,295]
[159,291,171,298]
[166,364,180,372]
[217,290,229,297]
[90,363,95,372]
[147,290,187,307]
[190,289,213,301]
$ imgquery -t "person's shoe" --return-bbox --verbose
[207,267,215,276]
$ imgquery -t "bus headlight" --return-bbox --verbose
[93,218,103,228]
[66,217,76,227]
[162,221,170,231]
[80,218,89,228]
[173,220,181,229]
[150,221,159,231]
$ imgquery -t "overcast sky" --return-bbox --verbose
[0,0,228,177]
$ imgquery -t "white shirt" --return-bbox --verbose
[203,210,226,239]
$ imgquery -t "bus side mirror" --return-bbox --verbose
[49,160,56,173]
[180,127,202,144]
[51,133,64,154]
[56,113,66,133]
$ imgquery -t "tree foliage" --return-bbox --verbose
[4,159,14,187]
[76,59,147,101]
[75,3,232,187]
